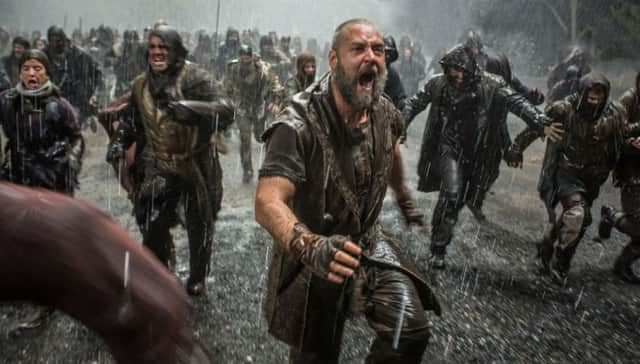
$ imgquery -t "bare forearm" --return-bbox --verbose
[255,177,299,250]
[390,145,410,197]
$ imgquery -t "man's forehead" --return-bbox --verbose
[343,23,382,45]
[22,59,44,67]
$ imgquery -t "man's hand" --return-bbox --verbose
[290,224,361,284]
[106,143,125,164]
[267,103,281,114]
[89,95,97,107]
[543,122,564,142]
[628,136,640,150]
[504,146,523,168]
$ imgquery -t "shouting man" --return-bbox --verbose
[256,19,440,363]
[107,26,233,295]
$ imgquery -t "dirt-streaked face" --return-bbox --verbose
[148,35,169,73]
[20,59,49,89]
[330,23,386,111]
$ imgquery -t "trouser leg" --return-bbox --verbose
[431,155,465,255]
[552,193,590,277]
[237,116,253,178]
[184,187,214,288]
[364,267,430,364]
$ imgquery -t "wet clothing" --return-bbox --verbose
[225,59,281,178]
[110,60,227,287]
[0,182,210,364]
[259,73,440,363]
[215,29,241,79]
[510,74,639,275]
[0,81,83,193]
[610,83,640,275]
[548,78,580,104]
[403,46,548,254]
[45,41,102,123]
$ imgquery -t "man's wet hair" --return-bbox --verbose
[330,18,377,51]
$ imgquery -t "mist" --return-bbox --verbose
[1,0,471,53]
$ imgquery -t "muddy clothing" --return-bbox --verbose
[609,84,640,276]
[511,74,639,275]
[259,74,440,363]
[261,50,292,86]
[225,59,282,178]
[110,61,225,286]
[45,41,102,123]
[403,46,548,254]
[283,76,304,107]
[0,81,83,193]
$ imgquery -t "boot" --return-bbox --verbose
[613,242,640,284]
[598,205,617,240]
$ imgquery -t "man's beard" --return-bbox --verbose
[334,61,386,112]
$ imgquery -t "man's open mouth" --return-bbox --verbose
[27,79,39,88]
[358,70,376,91]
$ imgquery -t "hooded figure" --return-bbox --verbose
[383,35,407,110]
[283,51,315,106]
[45,25,102,126]
[0,49,84,193]
[106,25,234,296]
[2,36,30,86]
[403,45,553,268]
[214,27,240,79]
[547,46,592,91]
[507,73,640,283]
[599,71,640,283]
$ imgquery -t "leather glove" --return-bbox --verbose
[504,145,523,168]
[396,192,425,227]
[106,143,125,164]
[289,223,359,282]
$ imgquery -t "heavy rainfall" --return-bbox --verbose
[0,0,639,363]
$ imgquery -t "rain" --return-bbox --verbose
[1,0,640,363]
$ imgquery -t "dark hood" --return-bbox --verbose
[146,26,188,106]
[225,28,239,44]
[439,45,480,86]
[575,73,610,121]
[148,26,188,73]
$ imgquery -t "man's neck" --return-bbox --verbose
[330,78,368,128]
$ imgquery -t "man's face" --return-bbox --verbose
[148,35,169,73]
[13,44,25,59]
[49,35,65,54]
[239,54,252,64]
[261,44,273,56]
[281,40,290,50]
[448,67,465,86]
[330,23,386,111]
[35,40,46,50]
[20,59,49,89]
[586,89,604,105]
[228,34,239,45]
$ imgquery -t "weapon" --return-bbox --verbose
[213,0,221,59]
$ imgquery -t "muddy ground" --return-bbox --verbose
[1,93,639,363]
